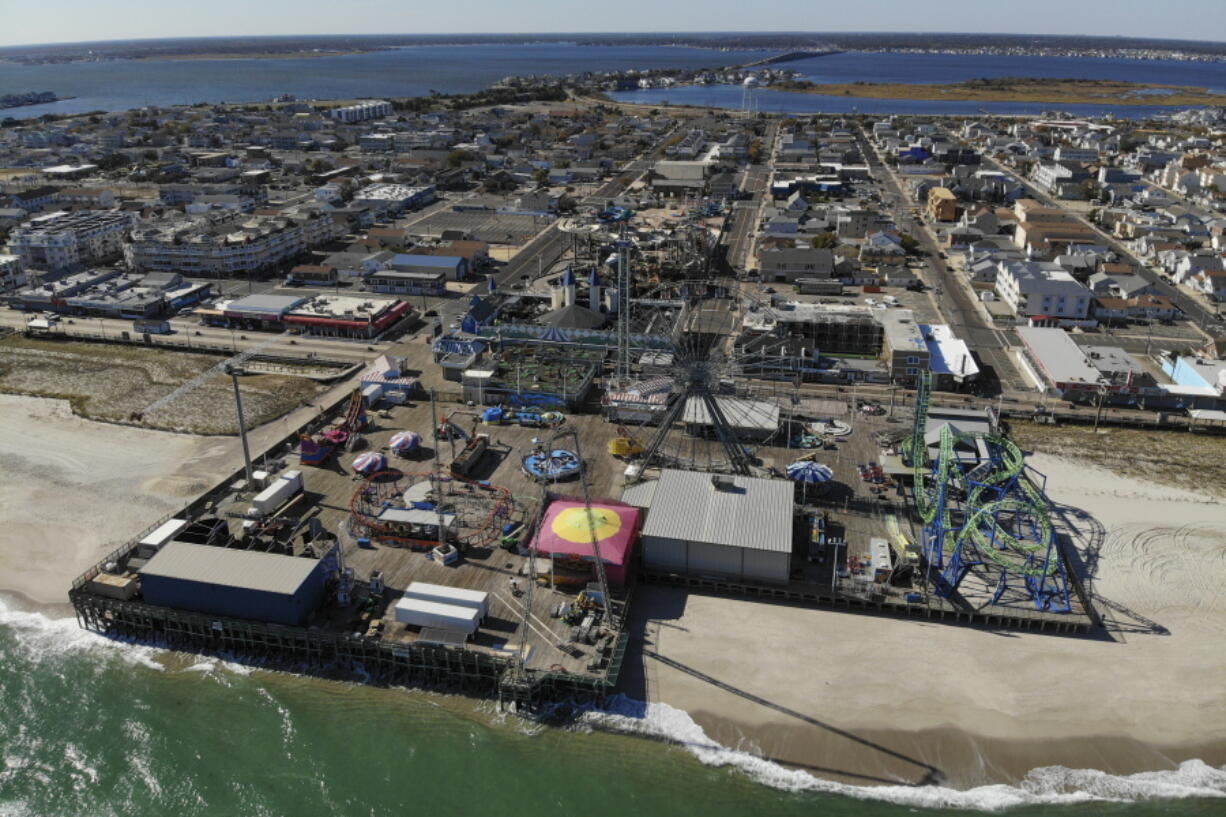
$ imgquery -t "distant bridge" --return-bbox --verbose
[736,49,844,68]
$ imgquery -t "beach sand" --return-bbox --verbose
[0,382,355,607]
[623,452,1226,786]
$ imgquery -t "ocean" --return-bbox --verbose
[2,595,1223,816]
[1,46,1224,119]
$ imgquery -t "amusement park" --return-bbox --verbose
[68,182,1097,713]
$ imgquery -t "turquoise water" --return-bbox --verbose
[2,596,1224,816]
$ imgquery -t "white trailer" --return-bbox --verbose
[246,470,304,520]
[361,383,384,405]
[404,581,489,618]
[136,518,189,559]
[393,597,480,635]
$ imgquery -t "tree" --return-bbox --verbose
[747,138,764,164]
[810,232,838,249]
[899,233,920,253]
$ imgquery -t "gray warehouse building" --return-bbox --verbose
[139,541,333,626]
[623,469,793,584]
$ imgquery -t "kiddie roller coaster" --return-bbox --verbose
[908,373,1071,613]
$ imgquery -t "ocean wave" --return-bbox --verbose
[182,656,254,677]
[580,694,1226,811]
[0,595,166,672]
[0,596,269,681]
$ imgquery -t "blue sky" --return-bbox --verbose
[2,0,1223,48]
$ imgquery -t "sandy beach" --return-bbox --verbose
[0,382,356,607]
[624,452,1226,786]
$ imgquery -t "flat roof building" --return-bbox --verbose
[878,309,929,387]
[921,323,980,387]
[390,253,469,281]
[140,541,332,626]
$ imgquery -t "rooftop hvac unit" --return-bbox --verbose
[711,475,737,491]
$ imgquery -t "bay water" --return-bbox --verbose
[2,46,1225,119]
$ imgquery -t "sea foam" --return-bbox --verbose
[580,695,1226,811]
[0,595,166,672]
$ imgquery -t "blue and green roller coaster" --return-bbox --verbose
[908,373,1070,612]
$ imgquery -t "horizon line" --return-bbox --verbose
[2,30,1224,51]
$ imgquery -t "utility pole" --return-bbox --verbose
[1093,385,1108,432]
[225,364,254,486]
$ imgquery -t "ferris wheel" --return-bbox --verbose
[604,276,801,475]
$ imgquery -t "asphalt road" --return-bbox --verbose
[1,310,388,362]
[855,125,1024,392]
[724,121,778,271]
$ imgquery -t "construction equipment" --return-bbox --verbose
[607,425,644,459]
[449,433,490,479]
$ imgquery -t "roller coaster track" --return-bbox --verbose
[909,373,1061,587]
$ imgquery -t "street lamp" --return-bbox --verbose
[224,364,255,487]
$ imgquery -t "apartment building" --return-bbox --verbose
[127,211,335,277]
[757,248,834,283]
[327,100,393,124]
[878,309,930,386]
[0,253,25,291]
[7,210,135,272]
[926,187,958,222]
[994,261,1093,319]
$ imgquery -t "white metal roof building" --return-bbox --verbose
[1015,326,1105,393]
[682,396,781,440]
[921,323,980,384]
[624,469,793,584]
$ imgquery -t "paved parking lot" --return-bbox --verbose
[409,208,549,244]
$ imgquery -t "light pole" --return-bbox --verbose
[225,364,254,487]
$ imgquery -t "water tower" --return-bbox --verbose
[741,75,759,116]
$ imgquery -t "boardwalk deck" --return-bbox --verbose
[216,396,635,679]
